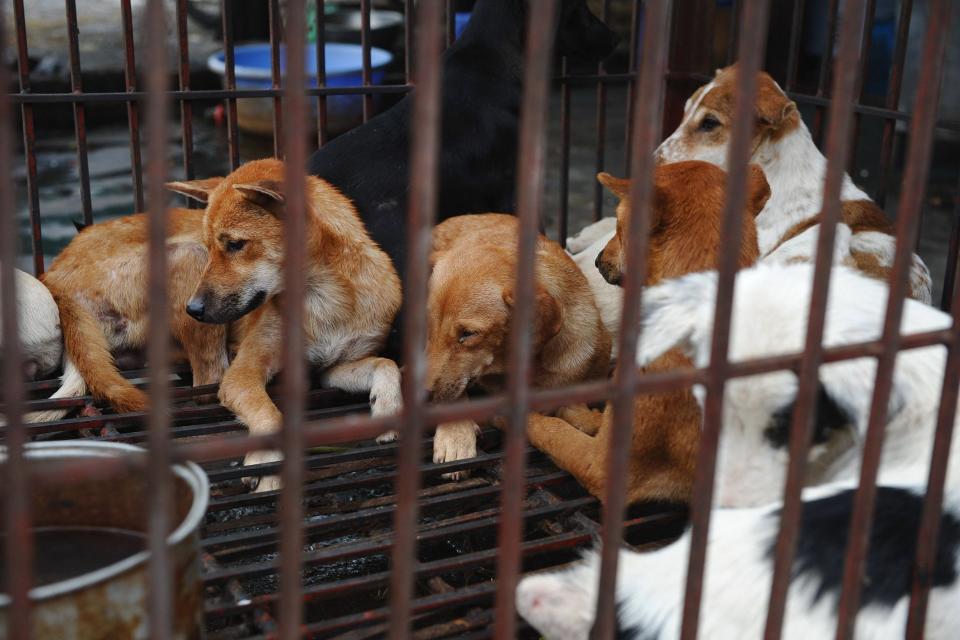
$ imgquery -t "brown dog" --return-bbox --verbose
[427,214,611,476]
[38,159,403,492]
[522,161,770,505]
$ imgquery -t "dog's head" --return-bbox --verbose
[166,159,288,324]
[553,0,618,62]
[425,244,562,402]
[595,160,770,287]
[654,65,800,167]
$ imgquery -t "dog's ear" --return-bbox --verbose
[234,180,285,216]
[502,285,564,340]
[755,82,797,130]
[636,271,716,367]
[597,172,630,200]
[165,177,225,203]
[746,164,771,216]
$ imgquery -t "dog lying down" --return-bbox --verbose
[518,263,960,639]
[34,159,402,492]
[426,214,611,475]
[521,161,769,506]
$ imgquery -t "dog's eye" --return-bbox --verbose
[225,239,247,253]
[698,116,721,132]
[458,329,478,344]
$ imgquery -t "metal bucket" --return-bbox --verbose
[0,441,209,639]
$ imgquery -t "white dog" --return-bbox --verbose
[1,269,62,380]
[518,263,959,639]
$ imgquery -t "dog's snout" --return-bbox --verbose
[186,297,206,320]
[595,253,602,269]
[426,389,435,403]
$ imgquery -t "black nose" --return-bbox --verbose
[595,253,602,269]
[186,298,205,320]
[426,389,435,403]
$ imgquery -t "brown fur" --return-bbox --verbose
[42,159,401,492]
[426,214,611,473]
[522,161,770,505]
[41,209,227,413]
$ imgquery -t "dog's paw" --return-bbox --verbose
[433,421,479,480]
[370,387,402,416]
[242,450,283,493]
[376,430,399,444]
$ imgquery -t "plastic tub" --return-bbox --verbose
[208,43,393,136]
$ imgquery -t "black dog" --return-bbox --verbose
[308,0,616,276]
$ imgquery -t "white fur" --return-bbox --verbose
[654,78,932,304]
[0,269,62,379]
[518,263,960,638]
[567,219,622,357]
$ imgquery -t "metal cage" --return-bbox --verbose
[2,0,958,638]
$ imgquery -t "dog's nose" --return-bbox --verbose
[186,297,205,320]
[426,389,435,403]
[595,253,602,269]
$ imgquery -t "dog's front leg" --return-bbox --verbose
[219,317,284,493]
[524,413,607,499]
[433,420,480,480]
[320,356,402,442]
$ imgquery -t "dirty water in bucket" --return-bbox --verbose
[0,526,146,591]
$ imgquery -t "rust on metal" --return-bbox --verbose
[763,0,870,637]
[679,1,771,638]
[144,0,173,636]
[388,3,444,637]
[834,0,953,637]
[494,1,558,637]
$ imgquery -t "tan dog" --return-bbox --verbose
[37,159,403,492]
[654,64,932,303]
[522,161,770,505]
[427,214,611,476]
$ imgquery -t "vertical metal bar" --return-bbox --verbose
[592,0,611,222]
[120,0,145,213]
[405,0,415,83]
[875,0,915,208]
[221,0,241,170]
[726,0,741,65]
[558,57,571,245]
[64,0,93,226]
[12,0,42,275]
[314,0,329,148]
[834,1,951,637]
[446,0,456,47]
[387,2,444,637]
[812,0,841,143]
[762,1,869,637]
[175,0,196,191]
[678,2,771,638]
[269,0,284,158]
[847,0,877,174]
[905,244,960,637]
[939,174,960,312]
[1,7,31,637]
[360,0,373,121]
[589,1,672,638]
[785,0,807,91]
[494,1,557,637]
[144,0,172,636]
[279,0,309,636]
[624,0,641,174]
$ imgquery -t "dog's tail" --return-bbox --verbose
[25,293,147,423]
[20,357,88,423]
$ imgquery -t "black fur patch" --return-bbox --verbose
[764,384,851,449]
[769,486,960,608]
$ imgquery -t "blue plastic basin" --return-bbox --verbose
[207,43,393,135]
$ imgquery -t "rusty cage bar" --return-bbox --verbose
[2,0,959,638]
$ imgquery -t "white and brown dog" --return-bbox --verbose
[654,64,932,304]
